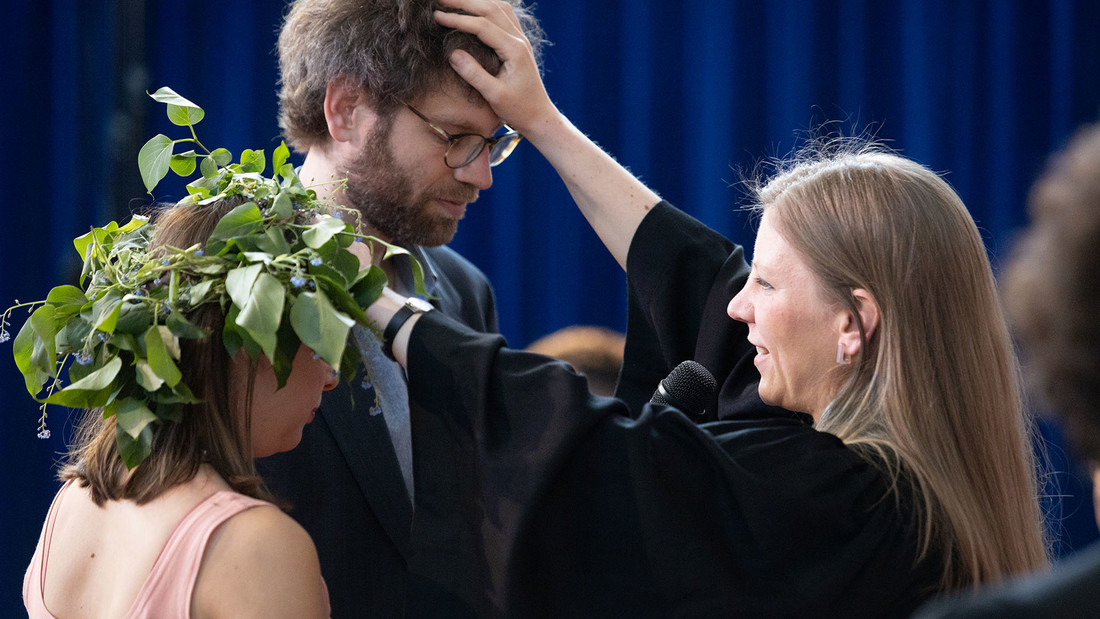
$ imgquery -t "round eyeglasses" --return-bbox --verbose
[405,104,522,169]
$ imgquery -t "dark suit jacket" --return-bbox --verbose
[256,244,498,618]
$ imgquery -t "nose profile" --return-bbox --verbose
[323,366,339,391]
[454,148,493,190]
[728,288,751,323]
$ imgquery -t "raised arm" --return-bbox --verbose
[434,0,660,270]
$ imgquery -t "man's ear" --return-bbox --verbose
[323,77,375,143]
[837,288,880,361]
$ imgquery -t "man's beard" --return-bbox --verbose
[340,126,478,247]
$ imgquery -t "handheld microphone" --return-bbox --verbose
[649,360,717,417]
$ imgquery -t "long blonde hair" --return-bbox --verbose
[754,144,1047,588]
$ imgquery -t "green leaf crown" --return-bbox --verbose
[1,87,409,468]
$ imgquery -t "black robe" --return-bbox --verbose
[405,202,942,617]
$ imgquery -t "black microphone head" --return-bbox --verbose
[651,360,717,416]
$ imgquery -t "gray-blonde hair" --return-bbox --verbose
[752,142,1048,588]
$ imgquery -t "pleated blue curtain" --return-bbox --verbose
[2,1,1099,613]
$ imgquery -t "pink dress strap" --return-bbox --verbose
[24,486,274,619]
[23,480,75,619]
[126,490,273,618]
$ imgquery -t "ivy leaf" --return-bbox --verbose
[111,398,159,439]
[271,190,293,220]
[138,134,174,193]
[256,228,291,256]
[166,312,208,340]
[170,153,197,176]
[303,216,349,249]
[209,202,264,243]
[13,307,57,395]
[240,149,266,174]
[290,290,355,371]
[135,358,165,392]
[44,356,122,408]
[200,155,218,179]
[350,265,388,309]
[89,290,124,333]
[210,148,233,167]
[145,326,182,388]
[273,141,290,175]
[149,87,205,126]
[234,271,285,363]
[116,423,154,469]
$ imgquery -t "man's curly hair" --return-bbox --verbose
[278,0,546,152]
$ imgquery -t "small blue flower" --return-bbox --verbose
[291,276,307,288]
[369,406,382,416]
[37,429,51,440]
[0,331,10,344]
[75,352,94,365]
[360,381,373,391]
[97,332,109,342]
[194,249,204,257]
[310,257,323,266]
[162,259,170,266]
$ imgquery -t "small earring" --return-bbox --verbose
[836,343,851,365]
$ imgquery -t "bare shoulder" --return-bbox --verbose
[192,504,329,618]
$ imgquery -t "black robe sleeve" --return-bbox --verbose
[405,202,940,617]
[406,312,940,617]
[615,202,791,422]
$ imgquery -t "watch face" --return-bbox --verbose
[407,297,433,312]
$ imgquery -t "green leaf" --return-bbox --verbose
[351,265,389,309]
[111,398,159,439]
[116,423,154,469]
[256,227,292,256]
[239,149,266,174]
[145,326,183,388]
[135,358,165,391]
[90,291,124,333]
[225,263,262,309]
[138,134,174,193]
[273,141,290,174]
[209,202,264,243]
[210,148,233,167]
[290,290,355,370]
[115,300,152,335]
[13,311,53,396]
[170,153,197,176]
[46,285,87,309]
[149,87,205,126]
[303,216,349,249]
[65,356,122,391]
[44,356,122,408]
[200,155,218,178]
[166,312,208,340]
[235,272,284,362]
[271,190,293,220]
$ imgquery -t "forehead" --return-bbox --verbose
[410,88,500,133]
[752,212,818,279]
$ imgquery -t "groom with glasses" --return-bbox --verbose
[255,0,545,616]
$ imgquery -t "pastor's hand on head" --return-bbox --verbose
[434,0,558,138]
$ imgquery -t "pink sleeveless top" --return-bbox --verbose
[24,481,328,618]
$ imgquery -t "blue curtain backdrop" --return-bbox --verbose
[2,1,1098,612]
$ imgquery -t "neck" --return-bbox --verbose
[299,146,394,246]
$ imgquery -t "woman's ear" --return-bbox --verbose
[837,288,880,363]
[323,77,374,143]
